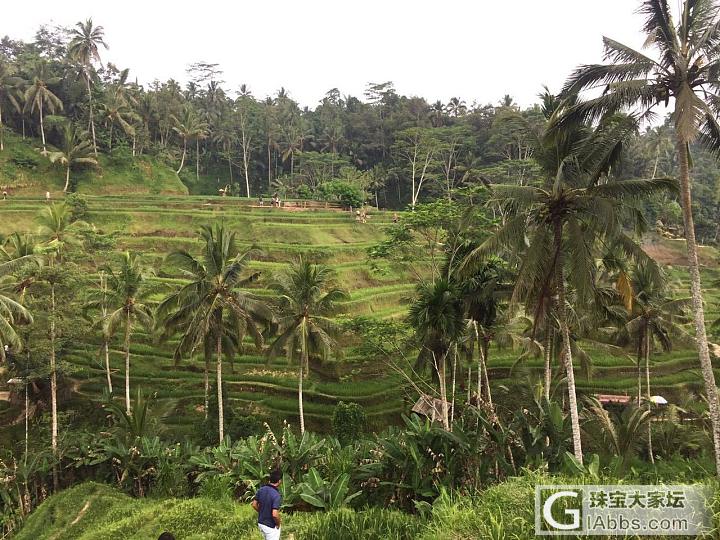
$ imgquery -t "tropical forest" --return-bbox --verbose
[2,1,720,538]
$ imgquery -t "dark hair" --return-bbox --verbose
[269,469,282,484]
[158,533,175,540]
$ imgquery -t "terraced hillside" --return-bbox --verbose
[1,194,719,438]
[1,195,413,435]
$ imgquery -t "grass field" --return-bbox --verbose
[1,187,719,436]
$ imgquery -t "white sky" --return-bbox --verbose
[3,0,650,108]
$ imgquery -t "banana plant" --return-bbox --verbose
[297,467,361,510]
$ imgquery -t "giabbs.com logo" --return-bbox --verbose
[535,484,711,536]
[536,488,583,533]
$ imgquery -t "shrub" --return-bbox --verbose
[317,180,364,208]
[65,193,90,222]
[332,401,367,445]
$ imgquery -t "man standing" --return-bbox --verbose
[251,470,282,540]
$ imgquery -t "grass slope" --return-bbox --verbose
[0,133,187,196]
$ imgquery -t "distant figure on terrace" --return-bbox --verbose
[258,195,264,206]
[393,212,399,223]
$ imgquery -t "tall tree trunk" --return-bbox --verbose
[438,353,449,430]
[39,101,46,152]
[467,364,472,403]
[676,137,720,475]
[0,103,4,151]
[104,341,112,395]
[100,273,113,395]
[241,129,251,198]
[49,282,58,491]
[299,331,306,434]
[63,166,71,193]
[216,334,224,443]
[645,326,654,465]
[544,324,553,401]
[267,139,272,189]
[554,221,583,463]
[482,338,493,409]
[124,315,131,415]
[177,140,186,174]
[86,76,97,155]
[203,350,209,421]
[474,322,483,401]
[196,138,200,182]
[450,346,457,426]
[227,154,233,186]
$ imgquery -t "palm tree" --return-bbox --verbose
[267,259,347,434]
[35,203,76,490]
[47,122,97,192]
[102,252,153,415]
[558,0,720,473]
[171,106,208,176]
[0,62,22,152]
[455,257,511,408]
[0,258,33,364]
[463,109,674,462]
[24,63,63,152]
[157,225,269,442]
[619,263,689,463]
[212,120,237,185]
[99,96,137,152]
[67,19,107,155]
[83,271,114,396]
[407,278,465,430]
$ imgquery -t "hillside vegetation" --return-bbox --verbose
[0,133,187,196]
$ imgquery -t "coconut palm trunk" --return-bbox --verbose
[216,333,224,442]
[85,76,97,155]
[204,351,209,421]
[196,138,200,182]
[482,338,493,409]
[39,100,46,152]
[124,315,131,415]
[544,325,553,401]
[298,327,307,434]
[267,139,272,189]
[50,282,58,490]
[450,346,457,426]
[0,104,4,151]
[241,131,251,198]
[645,327,654,465]
[176,140,187,174]
[554,222,583,462]
[100,273,113,395]
[677,138,720,474]
[63,165,71,193]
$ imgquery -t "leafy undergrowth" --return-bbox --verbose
[17,475,720,540]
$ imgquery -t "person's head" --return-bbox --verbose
[158,533,175,540]
[269,469,282,486]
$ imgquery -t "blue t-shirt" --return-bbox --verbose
[254,484,281,528]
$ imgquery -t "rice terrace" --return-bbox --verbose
[3,1,720,538]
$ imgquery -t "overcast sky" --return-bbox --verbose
[3,0,650,108]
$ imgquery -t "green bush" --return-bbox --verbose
[65,193,90,222]
[317,180,364,208]
[332,401,367,445]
